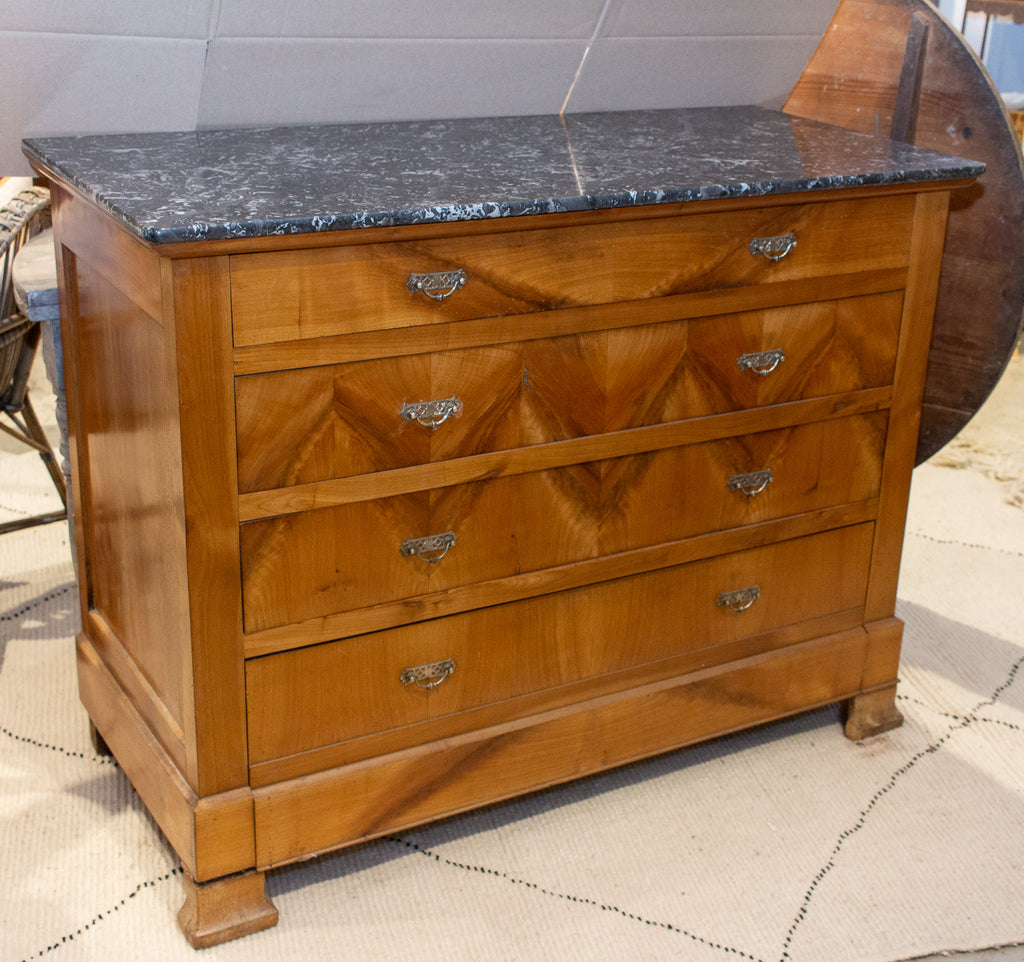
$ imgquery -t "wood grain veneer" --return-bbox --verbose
[229,196,914,345]
[235,291,903,491]
[44,169,962,946]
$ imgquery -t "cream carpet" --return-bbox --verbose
[2,359,1023,962]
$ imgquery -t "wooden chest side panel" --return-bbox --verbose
[69,249,191,742]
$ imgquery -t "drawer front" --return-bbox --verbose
[229,196,913,347]
[235,291,901,492]
[245,523,875,765]
[239,411,886,633]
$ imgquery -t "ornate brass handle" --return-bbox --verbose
[737,349,785,376]
[400,531,457,564]
[749,233,797,262]
[407,268,468,301]
[728,469,773,497]
[400,396,463,429]
[716,585,761,613]
[400,658,456,690]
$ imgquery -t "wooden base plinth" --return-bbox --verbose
[177,870,279,949]
[843,686,904,741]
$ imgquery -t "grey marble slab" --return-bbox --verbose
[22,106,985,245]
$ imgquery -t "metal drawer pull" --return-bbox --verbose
[400,530,457,564]
[737,349,785,376]
[716,585,761,613]
[400,396,463,429]
[728,469,773,497]
[401,658,456,690]
[749,233,797,262]
[406,268,468,301]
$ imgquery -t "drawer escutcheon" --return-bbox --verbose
[400,658,456,690]
[749,232,797,261]
[400,530,457,564]
[406,268,468,301]
[727,469,774,497]
[716,585,762,613]
[737,349,785,376]
[400,396,463,430]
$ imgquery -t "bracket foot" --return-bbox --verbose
[178,869,278,948]
[843,686,904,741]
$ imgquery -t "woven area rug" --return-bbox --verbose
[2,361,1023,962]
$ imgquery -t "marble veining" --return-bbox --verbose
[22,106,985,244]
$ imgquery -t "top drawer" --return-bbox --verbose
[229,196,914,347]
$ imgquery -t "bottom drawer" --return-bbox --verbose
[246,522,875,770]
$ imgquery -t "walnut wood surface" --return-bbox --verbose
[39,157,960,944]
[246,523,875,767]
[169,256,250,796]
[229,196,913,346]
[240,414,886,632]
[237,387,893,522]
[252,623,900,868]
[76,637,258,882]
[235,291,903,492]
[64,212,192,754]
[844,684,905,739]
[231,268,909,378]
[865,190,950,620]
[178,870,278,949]
[242,503,880,661]
[57,194,259,881]
[249,609,872,786]
[785,0,1024,462]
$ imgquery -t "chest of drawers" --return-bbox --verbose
[24,107,981,946]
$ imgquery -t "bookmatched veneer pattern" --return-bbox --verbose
[239,412,887,633]
[235,291,903,492]
[32,104,973,945]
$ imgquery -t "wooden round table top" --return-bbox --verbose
[786,0,1024,464]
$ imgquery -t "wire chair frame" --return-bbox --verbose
[0,185,66,535]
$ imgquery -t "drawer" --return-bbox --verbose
[245,522,875,766]
[239,411,887,632]
[235,291,902,492]
[229,196,914,347]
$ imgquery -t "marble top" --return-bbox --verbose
[22,106,985,245]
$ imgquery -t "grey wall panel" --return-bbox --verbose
[197,38,584,128]
[1,0,215,38]
[2,33,207,174]
[3,2,840,177]
[213,0,607,40]
[599,0,840,38]
[565,35,824,114]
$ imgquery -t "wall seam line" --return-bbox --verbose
[560,0,616,116]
